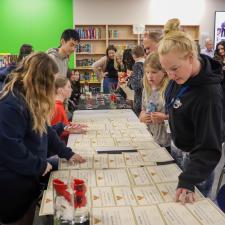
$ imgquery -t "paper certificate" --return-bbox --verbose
[127,129,144,138]
[146,164,181,183]
[156,182,203,202]
[134,141,160,150]
[71,147,94,155]
[123,152,149,167]
[79,155,94,169]
[39,190,53,216]
[158,202,201,225]
[96,169,131,186]
[93,154,109,169]
[91,187,115,207]
[132,137,154,143]
[70,169,96,187]
[115,138,134,147]
[120,129,132,138]
[109,129,122,138]
[127,122,146,129]
[96,130,111,138]
[89,123,106,130]
[108,154,126,168]
[186,199,225,225]
[113,186,137,206]
[128,167,153,186]
[131,132,153,140]
[92,138,115,147]
[83,130,97,138]
[74,138,91,148]
[132,186,164,205]
[91,207,136,225]
[139,148,173,162]
[133,206,165,225]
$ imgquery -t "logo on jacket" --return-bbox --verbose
[173,98,182,109]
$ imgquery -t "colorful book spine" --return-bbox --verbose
[75,27,102,39]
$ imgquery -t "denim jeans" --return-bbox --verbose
[103,77,118,94]
[171,141,214,197]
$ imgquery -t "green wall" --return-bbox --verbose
[0,0,74,67]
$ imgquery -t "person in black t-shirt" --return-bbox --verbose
[92,45,118,93]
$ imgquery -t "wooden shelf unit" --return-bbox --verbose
[74,24,199,86]
[144,25,200,41]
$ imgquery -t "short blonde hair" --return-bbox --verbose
[143,31,162,43]
[132,45,145,58]
[158,18,198,59]
[143,52,168,102]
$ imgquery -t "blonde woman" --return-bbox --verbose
[139,52,170,149]
[114,51,124,72]
[158,19,223,203]
[0,52,84,224]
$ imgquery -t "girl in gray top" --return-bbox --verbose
[139,52,170,148]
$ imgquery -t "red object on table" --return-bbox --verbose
[53,178,87,208]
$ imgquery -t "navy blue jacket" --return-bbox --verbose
[0,64,16,90]
[0,90,74,177]
[166,55,223,191]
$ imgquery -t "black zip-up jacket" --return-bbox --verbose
[166,54,224,191]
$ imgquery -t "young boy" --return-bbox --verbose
[47,29,80,76]
[127,45,145,116]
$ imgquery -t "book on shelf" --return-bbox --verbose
[108,29,119,39]
[76,58,96,67]
[76,43,92,53]
[75,27,102,39]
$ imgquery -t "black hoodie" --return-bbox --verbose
[166,54,224,192]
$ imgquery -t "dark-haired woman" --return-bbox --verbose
[92,45,118,93]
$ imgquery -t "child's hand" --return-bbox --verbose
[151,112,167,123]
[69,154,86,164]
[139,111,152,124]
[70,123,88,129]
[65,123,87,134]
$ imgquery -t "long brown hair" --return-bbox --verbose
[0,52,58,135]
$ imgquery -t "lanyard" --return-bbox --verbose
[165,81,189,111]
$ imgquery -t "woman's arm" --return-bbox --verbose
[0,101,47,176]
[92,56,107,77]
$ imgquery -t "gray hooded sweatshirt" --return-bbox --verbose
[47,48,69,77]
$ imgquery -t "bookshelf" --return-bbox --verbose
[74,24,200,90]
[0,53,17,68]
[144,25,200,41]
[74,25,139,90]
